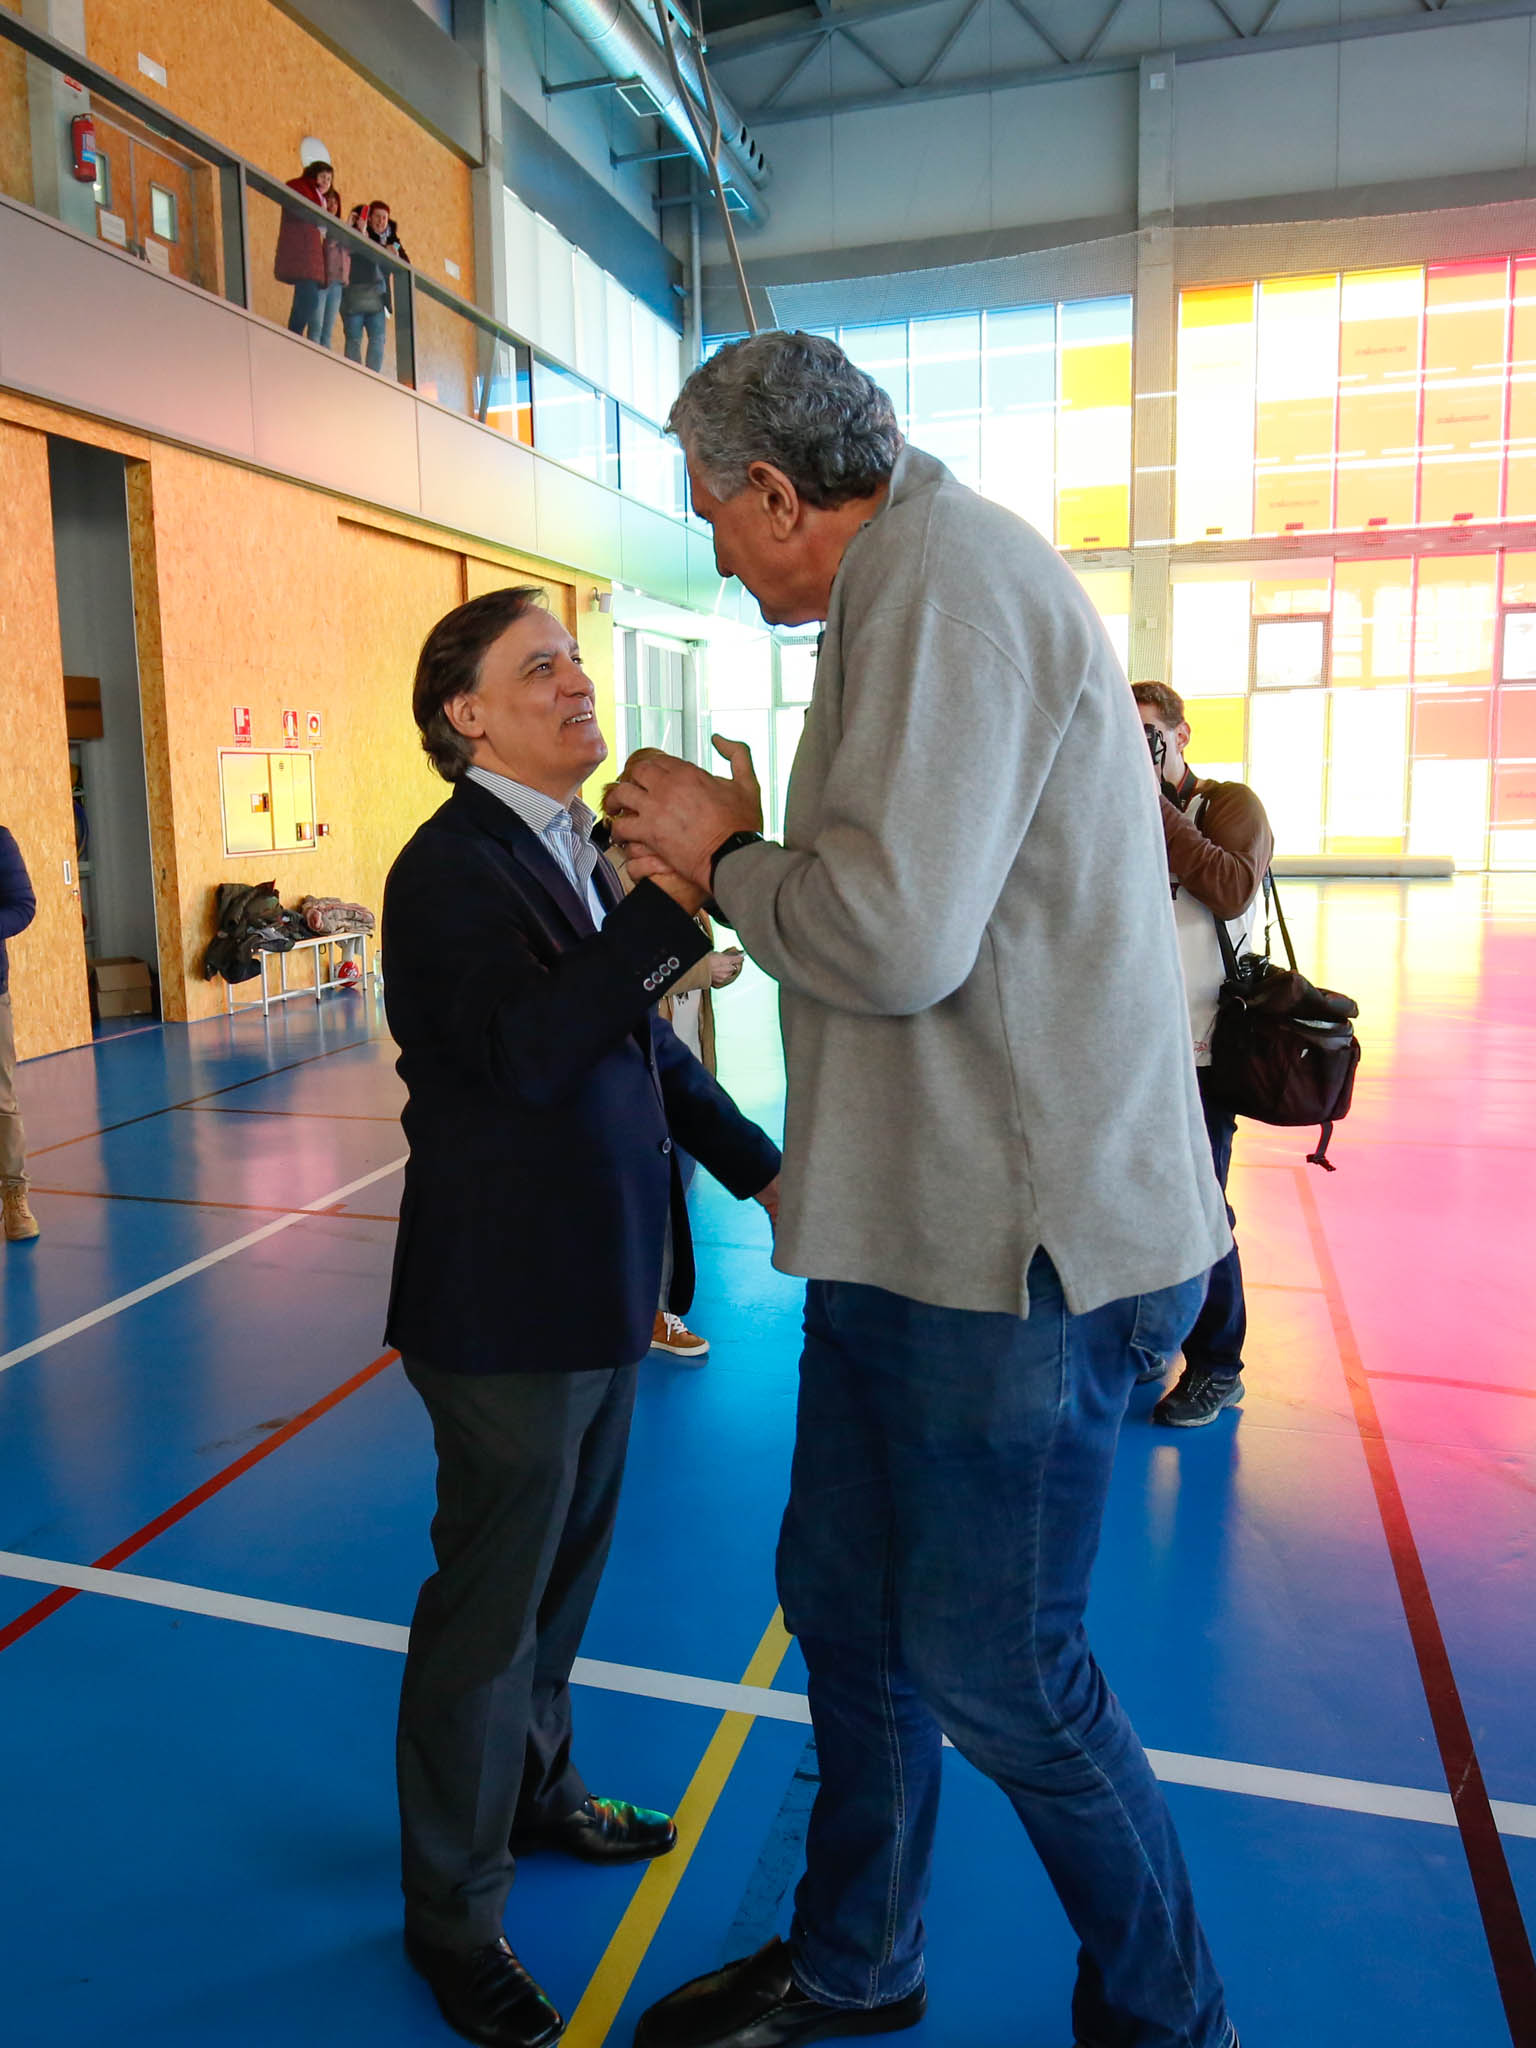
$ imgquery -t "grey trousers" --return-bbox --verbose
[396,1355,639,1949]
[0,992,27,1184]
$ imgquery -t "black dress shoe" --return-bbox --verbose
[404,1928,564,2048]
[633,1938,926,2048]
[512,1795,677,1865]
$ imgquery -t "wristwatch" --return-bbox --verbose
[708,829,765,890]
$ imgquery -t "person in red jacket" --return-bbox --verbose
[273,157,335,341]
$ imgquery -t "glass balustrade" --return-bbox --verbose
[1,9,685,516]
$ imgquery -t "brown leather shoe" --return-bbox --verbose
[651,1310,709,1359]
[513,1794,677,1865]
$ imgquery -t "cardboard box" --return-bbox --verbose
[96,986,153,1018]
[92,957,151,992]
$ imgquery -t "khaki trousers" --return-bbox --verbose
[0,990,28,1184]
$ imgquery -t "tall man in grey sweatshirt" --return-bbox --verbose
[608,332,1237,2048]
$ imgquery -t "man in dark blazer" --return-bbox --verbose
[382,586,782,2048]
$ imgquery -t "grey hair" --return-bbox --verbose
[667,330,902,508]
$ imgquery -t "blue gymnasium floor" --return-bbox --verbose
[2,876,1535,2048]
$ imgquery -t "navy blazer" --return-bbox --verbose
[0,827,36,999]
[382,776,781,1374]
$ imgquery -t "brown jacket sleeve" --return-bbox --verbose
[1159,780,1274,920]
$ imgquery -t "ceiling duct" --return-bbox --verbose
[544,0,770,223]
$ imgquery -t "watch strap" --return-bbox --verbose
[708,829,765,889]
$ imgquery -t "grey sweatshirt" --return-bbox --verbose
[715,444,1230,1319]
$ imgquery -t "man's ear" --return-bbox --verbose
[1176,722,1192,755]
[444,690,483,741]
[745,460,802,539]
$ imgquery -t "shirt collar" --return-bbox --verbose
[465,765,592,843]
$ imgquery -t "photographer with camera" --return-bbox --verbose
[1133,681,1274,1429]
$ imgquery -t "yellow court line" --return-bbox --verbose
[562,1610,795,2048]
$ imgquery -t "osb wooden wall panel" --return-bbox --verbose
[0,421,93,1060]
[139,448,552,1023]
[0,30,32,212]
[0,388,150,460]
[83,0,475,319]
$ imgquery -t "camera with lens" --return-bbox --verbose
[1143,722,1167,775]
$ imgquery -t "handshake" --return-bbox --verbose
[602,737,764,915]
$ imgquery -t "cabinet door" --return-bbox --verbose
[268,752,316,850]
[220,751,275,856]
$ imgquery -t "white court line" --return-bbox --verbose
[0,1157,406,1375]
[3,1549,1532,1843]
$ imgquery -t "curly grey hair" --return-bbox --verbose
[666,330,902,508]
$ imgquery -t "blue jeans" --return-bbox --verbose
[777,1253,1233,2048]
[315,281,343,349]
[1182,1071,1246,1382]
[287,278,323,339]
[344,307,388,373]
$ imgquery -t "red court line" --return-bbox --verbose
[0,1349,399,1657]
[187,1106,402,1123]
[1367,1370,1536,1402]
[30,1036,378,1157]
[1295,1169,1536,2048]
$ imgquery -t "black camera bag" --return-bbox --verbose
[1206,874,1361,1171]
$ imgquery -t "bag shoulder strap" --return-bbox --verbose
[1266,868,1300,973]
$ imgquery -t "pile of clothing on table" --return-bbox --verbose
[203,883,375,984]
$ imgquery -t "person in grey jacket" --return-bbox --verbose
[607,332,1237,2048]
[0,825,39,1242]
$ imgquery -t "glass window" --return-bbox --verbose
[981,305,1055,536]
[1409,758,1490,867]
[1500,610,1536,681]
[777,641,818,704]
[1253,569,1332,616]
[840,322,909,424]
[1249,688,1327,855]
[531,356,605,480]
[1074,569,1130,675]
[1332,559,1413,686]
[1254,616,1327,690]
[1413,689,1492,760]
[1170,577,1251,696]
[1413,555,1497,688]
[1254,275,1338,534]
[618,409,683,517]
[571,249,607,392]
[1176,285,1256,542]
[1419,260,1507,526]
[909,313,981,489]
[1508,260,1536,518]
[1326,686,1409,852]
[1336,268,1423,530]
[1184,695,1246,775]
[1056,296,1131,549]
[149,183,177,243]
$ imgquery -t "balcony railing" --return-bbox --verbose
[0,8,688,521]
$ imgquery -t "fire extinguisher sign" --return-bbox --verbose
[283,709,300,747]
[232,706,252,746]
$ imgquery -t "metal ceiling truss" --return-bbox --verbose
[729,0,1536,125]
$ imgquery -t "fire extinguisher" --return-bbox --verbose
[70,112,98,185]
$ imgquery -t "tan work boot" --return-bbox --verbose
[2,1178,39,1242]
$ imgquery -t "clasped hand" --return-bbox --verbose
[603,738,763,904]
